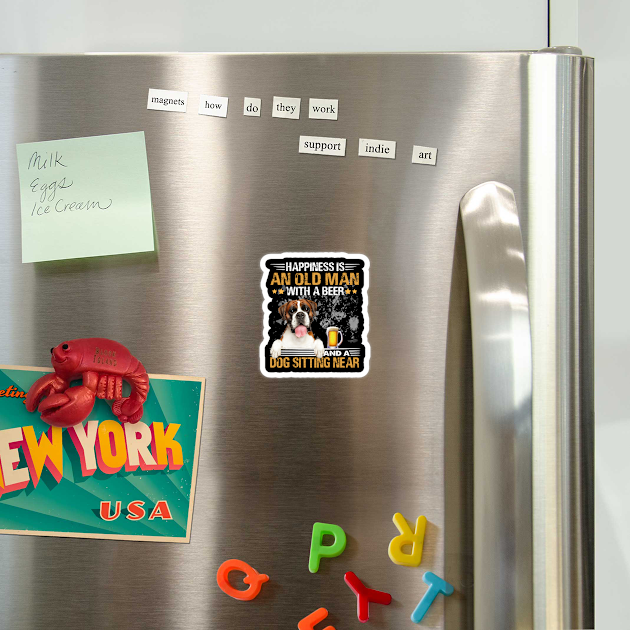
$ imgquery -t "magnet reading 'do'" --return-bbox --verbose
[260,253,370,378]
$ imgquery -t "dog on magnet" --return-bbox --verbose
[271,299,325,358]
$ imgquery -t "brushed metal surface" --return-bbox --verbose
[526,53,595,629]
[460,182,533,630]
[0,52,592,629]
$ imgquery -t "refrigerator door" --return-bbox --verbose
[0,52,593,629]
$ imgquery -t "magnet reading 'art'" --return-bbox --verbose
[216,559,269,601]
[25,338,149,428]
[260,252,370,378]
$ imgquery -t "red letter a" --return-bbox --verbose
[148,500,173,520]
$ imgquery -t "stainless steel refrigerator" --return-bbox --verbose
[0,50,593,629]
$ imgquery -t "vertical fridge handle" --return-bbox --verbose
[460,181,533,629]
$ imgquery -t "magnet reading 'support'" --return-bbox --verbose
[25,338,149,428]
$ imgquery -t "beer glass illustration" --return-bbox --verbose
[326,327,343,348]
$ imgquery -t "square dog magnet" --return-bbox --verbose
[260,252,370,378]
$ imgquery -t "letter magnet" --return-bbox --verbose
[216,559,269,601]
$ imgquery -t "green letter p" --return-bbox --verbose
[308,522,347,573]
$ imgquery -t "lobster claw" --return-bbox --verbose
[25,373,66,413]
[37,386,96,428]
[112,398,144,424]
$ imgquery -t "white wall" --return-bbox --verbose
[0,0,547,53]
[575,2,629,627]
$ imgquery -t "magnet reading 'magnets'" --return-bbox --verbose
[25,338,149,428]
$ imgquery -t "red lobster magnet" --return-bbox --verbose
[26,338,149,428]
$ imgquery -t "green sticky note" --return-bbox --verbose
[17,131,155,263]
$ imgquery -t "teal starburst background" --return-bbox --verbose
[0,367,203,541]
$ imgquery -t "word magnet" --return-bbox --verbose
[411,144,438,165]
[358,138,396,159]
[308,98,338,120]
[216,559,269,601]
[299,136,346,157]
[147,88,187,112]
[308,522,346,573]
[243,97,261,117]
[388,512,427,566]
[198,95,228,118]
[272,96,301,119]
